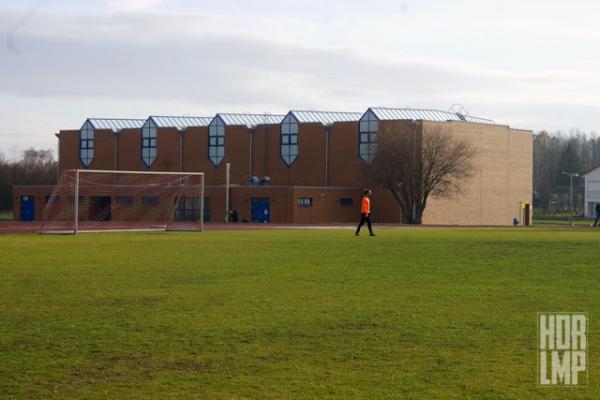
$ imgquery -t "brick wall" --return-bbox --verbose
[16,118,532,225]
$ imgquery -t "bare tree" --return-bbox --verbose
[367,125,475,224]
[0,148,57,212]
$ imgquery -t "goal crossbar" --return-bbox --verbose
[74,169,205,176]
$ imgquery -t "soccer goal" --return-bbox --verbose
[40,169,205,234]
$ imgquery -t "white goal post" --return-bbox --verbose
[40,169,205,234]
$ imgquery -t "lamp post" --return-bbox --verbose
[561,171,581,215]
[411,120,417,223]
[225,162,230,223]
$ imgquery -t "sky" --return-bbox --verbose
[2,0,600,158]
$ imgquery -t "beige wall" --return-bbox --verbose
[421,121,532,225]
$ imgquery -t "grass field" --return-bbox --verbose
[0,227,598,399]
[534,219,596,227]
[0,211,12,221]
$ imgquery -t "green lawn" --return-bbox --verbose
[534,219,596,227]
[0,228,598,399]
[0,211,12,221]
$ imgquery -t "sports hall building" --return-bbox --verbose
[13,107,533,225]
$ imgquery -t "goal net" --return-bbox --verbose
[40,169,205,234]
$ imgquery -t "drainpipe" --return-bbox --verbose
[264,123,269,177]
[225,162,231,223]
[179,129,185,173]
[325,126,330,186]
[114,131,119,171]
[54,133,60,182]
[411,120,418,223]
[249,127,255,180]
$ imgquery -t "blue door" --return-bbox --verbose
[251,197,270,223]
[20,195,35,221]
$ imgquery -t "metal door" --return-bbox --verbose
[251,197,270,223]
[20,195,35,221]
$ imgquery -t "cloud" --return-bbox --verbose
[106,0,176,12]
[1,2,600,156]
[5,10,597,111]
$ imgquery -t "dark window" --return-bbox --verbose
[340,198,353,207]
[142,196,159,206]
[297,197,312,208]
[117,196,133,205]
[175,196,198,222]
[203,197,210,222]
[174,197,211,222]
[69,196,86,205]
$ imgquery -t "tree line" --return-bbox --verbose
[0,149,57,212]
[534,130,600,213]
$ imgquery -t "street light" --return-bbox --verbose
[561,171,581,214]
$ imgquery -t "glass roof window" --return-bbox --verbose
[280,114,299,166]
[359,110,378,163]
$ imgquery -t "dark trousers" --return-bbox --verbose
[356,213,373,235]
[595,212,600,227]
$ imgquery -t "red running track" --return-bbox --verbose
[0,221,371,235]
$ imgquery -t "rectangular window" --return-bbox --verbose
[340,198,353,207]
[117,196,133,205]
[297,197,312,208]
[69,196,86,205]
[142,196,159,206]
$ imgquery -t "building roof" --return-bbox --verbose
[462,114,496,124]
[80,107,496,132]
[84,118,146,131]
[584,165,600,176]
[368,107,495,124]
[148,116,213,129]
[85,118,146,131]
[288,110,363,126]
[215,113,285,128]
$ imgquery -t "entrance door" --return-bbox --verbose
[251,197,270,223]
[89,196,111,221]
[20,195,35,221]
[175,197,200,222]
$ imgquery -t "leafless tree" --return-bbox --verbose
[0,148,57,211]
[367,125,476,224]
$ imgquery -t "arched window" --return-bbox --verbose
[359,110,378,163]
[280,114,298,165]
[141,119,157,167]
[208,116,225,165]
[80,121,94,167]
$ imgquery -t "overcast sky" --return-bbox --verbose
[2,0,600,158]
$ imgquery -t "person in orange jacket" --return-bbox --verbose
[355,189,375,236]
